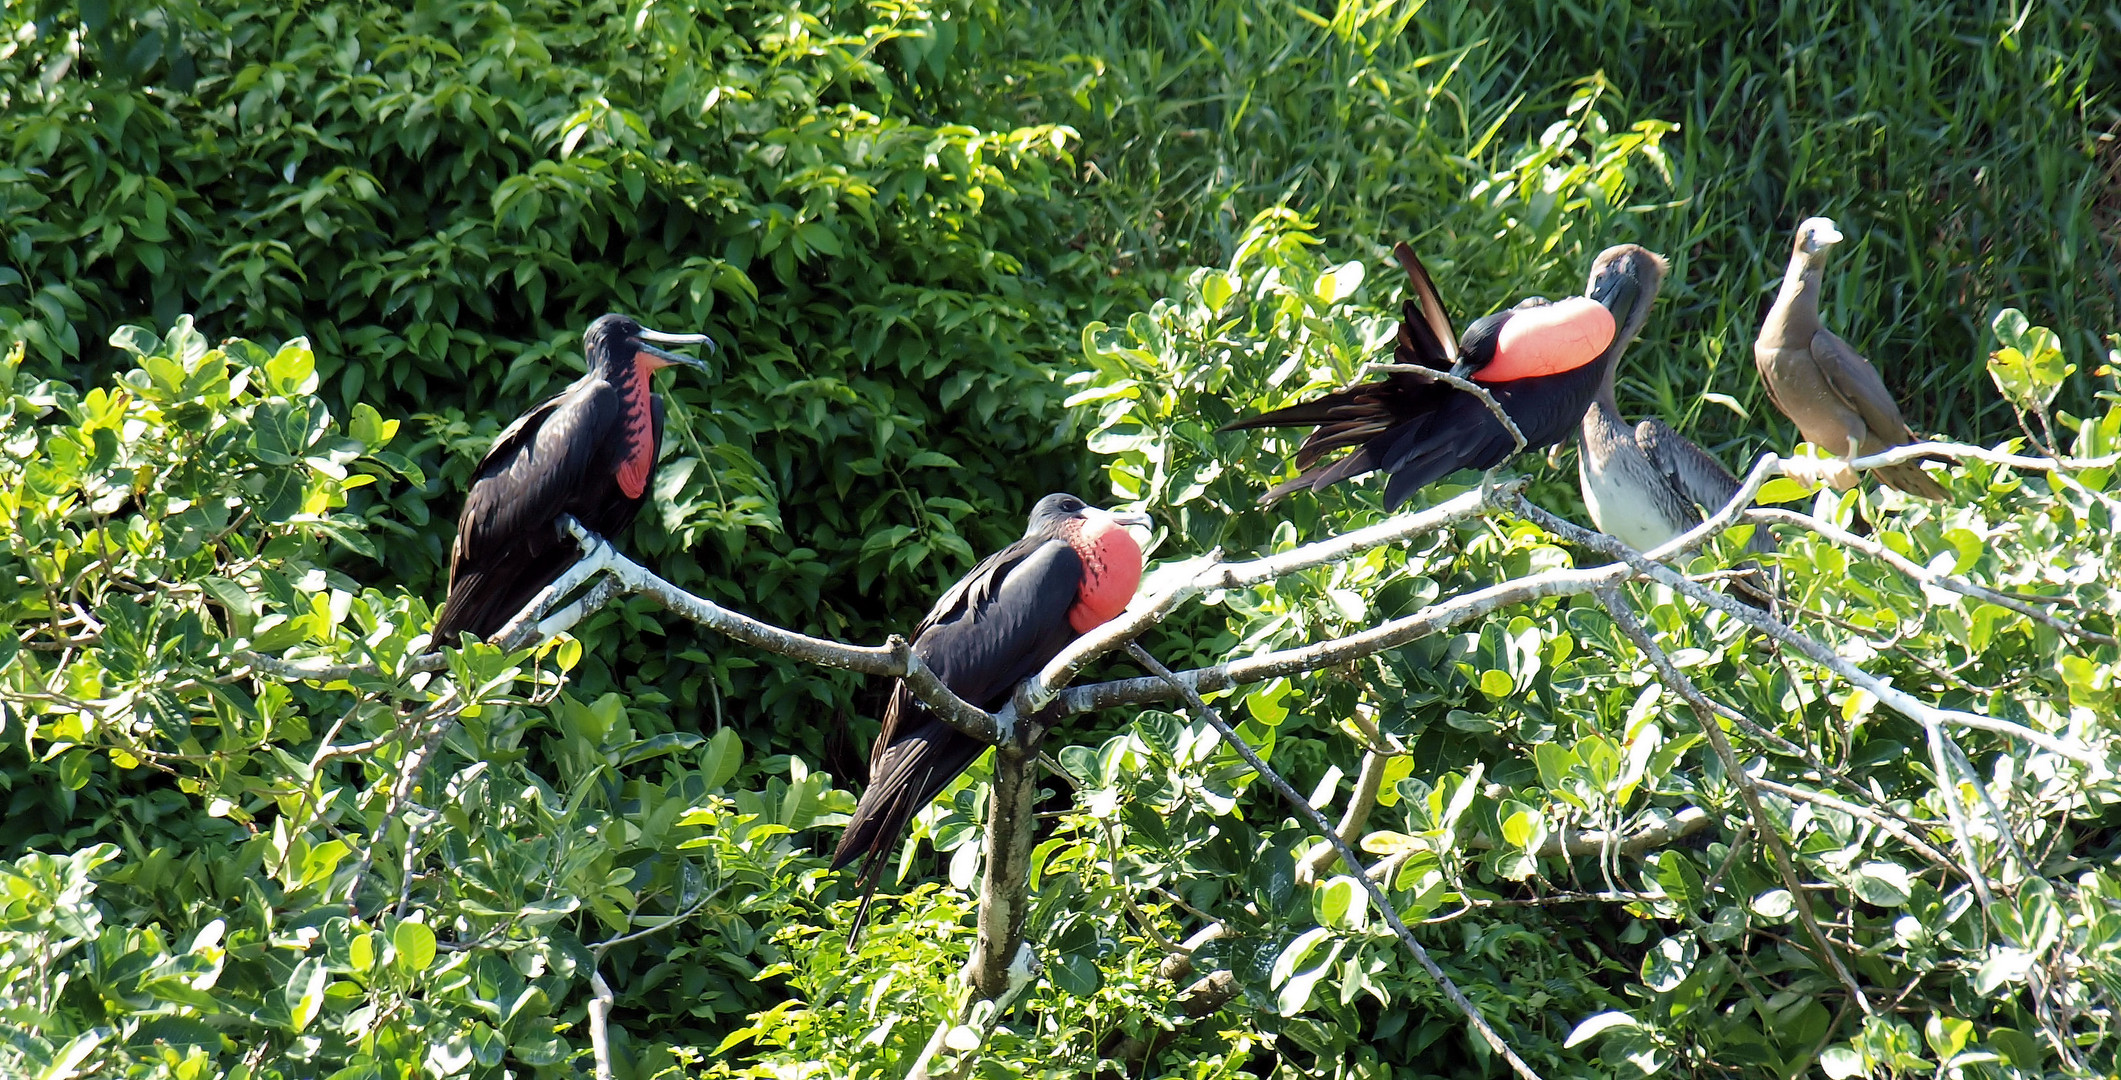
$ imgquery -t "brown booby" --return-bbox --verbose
[1752,218,1950,499]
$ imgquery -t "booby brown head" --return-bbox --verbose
[1792,216,1844,262]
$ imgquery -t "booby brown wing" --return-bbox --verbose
[1635,418,1780,609]
[1807,329,1950,499]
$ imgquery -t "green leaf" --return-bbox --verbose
[1270,925,1332,988]
[393,920,436,974]
[1565,1010,1641,1048]
[1641,933,1697,992]
[286,958,328,1033]
[699,727,743,791]
[264,340,319,396]
[1244,679,1292,727]
[1313,874,1368,931]
[1819,1046,1864,1079]
[1850,861,1912,907]
[1751,888,1795,920]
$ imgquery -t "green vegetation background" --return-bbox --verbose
[3,0,2118,1076]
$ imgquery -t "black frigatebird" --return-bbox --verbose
[1576,245,1778,608]
[1753,217,1950,499]
[432,314,714,643]
[1221,242,1631,509]
[831,493,1150,935]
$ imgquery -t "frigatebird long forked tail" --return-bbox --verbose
[1222,242,1638,510]
[432,314,715,643]
[831,494,1150,940]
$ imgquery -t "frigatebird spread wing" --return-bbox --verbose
[1223,242,1622,509]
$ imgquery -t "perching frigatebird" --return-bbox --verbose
[1575,244,1778,609]
[432,314,714,642]
[1753,217,1950,499]
[831,493,1150,936]
[1221,243,1626,509]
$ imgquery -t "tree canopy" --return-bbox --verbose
[4,1,2121,1078]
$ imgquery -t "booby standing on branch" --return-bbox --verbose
[1576,244,1777,608]
[433,314,714,642]
[1221,242,1625,509]
[1752,217,1950,499]
[832,494,1149,938]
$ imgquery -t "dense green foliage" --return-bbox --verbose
[6,0,2121,1077]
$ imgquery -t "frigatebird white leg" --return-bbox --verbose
[486,517,623,648]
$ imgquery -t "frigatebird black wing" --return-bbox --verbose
[833,540,1084,934]
[454,386,615,561]
[434,381,619,641]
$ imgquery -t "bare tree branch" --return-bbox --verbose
[1468,805,1713,859]
[1058,564,1623,714]
[1749,507,2113,645]
[1125,643,1548,1080]
[972,744,1042,1001]
[1024,486,1511,709]
[1298,737,1399,883]
[1511,497,2107,771]
[1850,440,2120,473]
[1750,778,1957,874]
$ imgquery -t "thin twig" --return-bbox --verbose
[1596,588,1874,1016]
[1125,643,1546,1080]
[1365,364,1528,456]
[1749,507,2112,645]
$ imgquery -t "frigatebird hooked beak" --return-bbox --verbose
[832,494,1151,939]
[432,314,716,643]
[1753,217,1950,499]
[1575,245,1778,608]
[1221,242,1622,509]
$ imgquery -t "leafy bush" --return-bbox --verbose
[0,0,1109,768]
[0,324,848,1075]
[1046,212,2121,1077]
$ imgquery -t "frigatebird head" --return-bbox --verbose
[1025,493,1154,539]
[1794,216,1844,259]
[1584,244,1670,353]
[583,313,717,374]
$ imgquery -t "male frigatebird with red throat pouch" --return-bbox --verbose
[432,314,714,643]
[832,493,1150,937]
[1222,242,1649,509]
